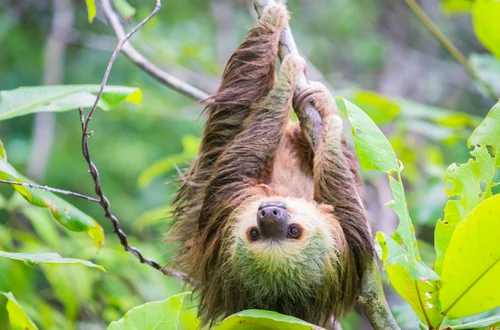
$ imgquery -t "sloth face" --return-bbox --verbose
[233,196,344,259]
[223,196,346,318]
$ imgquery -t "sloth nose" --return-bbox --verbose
[257,202,288,239]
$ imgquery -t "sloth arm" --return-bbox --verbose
[197,55,304,240]
[193,4,289,179]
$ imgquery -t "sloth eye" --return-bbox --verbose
[249,227,260,241]
[288,225,301,239]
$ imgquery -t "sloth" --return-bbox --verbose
[170,3,373,327]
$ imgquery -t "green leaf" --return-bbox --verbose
[387,176,420,261]
[472,0,500,61]
[85,0,97,23]
[113,0,136,20]
[376,233,442,328]
[1,292,39,330]
[107,292,200,330]
[335,96,399,173]
[0,251,105,271]
[216,310,324,330]
[0,149,104,246]
[450,315,500,329]
[440,194,500,318]
[434,101,500,274]
[0,85,142,121]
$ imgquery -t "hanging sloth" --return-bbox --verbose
[169,3,373,327]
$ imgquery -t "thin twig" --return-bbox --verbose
[0,179,101,203]
[100,0,210,102]
[78,0,196,285]
[404,0,498,100]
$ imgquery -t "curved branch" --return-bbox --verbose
[79,1,196,285]
[101,0,210,102]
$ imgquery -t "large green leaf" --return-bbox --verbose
[107,292,200,330]
[1,292,39,330]
[336,97,422,261]
[216,310,324,330]
[434,101,500,274]
[0,251,105,272]
[0,147,104,246]
[0,85,142,121]
[440,194,500,318]
[472,0,500,61]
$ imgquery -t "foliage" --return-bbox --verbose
[1,292,39,330]
[0,141,104,246]
[0,85,141,121]
[2,0,500,329]
[107,292,200,330]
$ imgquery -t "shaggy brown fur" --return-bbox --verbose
[169,3,373,327]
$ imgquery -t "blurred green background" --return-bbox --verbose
[0,0,497,329]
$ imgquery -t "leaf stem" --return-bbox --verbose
[404,0,498,101]
[0,179,101,203]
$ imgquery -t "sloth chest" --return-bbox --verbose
[270,131,314,200]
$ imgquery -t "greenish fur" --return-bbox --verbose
[221,235,342,325]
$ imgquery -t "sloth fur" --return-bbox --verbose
[169,4,373,327]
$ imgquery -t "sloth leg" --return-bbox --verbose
[207,54,306,188]
[294,82,365,214]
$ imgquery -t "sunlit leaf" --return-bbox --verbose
[107,292,200,330]
[472,0,500,60]
[435,101,500,274]
[440,194,500,318]
[335,97,399,173]
[0,150,104,246]
[85,0,97,23]
[1,292,39,330]
[0,251,105,271]
[0,85,142,121]
[216,309,324,330]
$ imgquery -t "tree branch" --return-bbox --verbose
[100,0,210,102]
[0,180,100,203]
[78,0,196,286]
